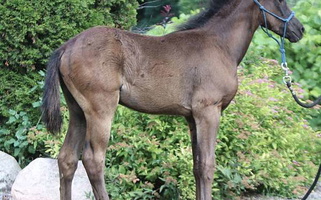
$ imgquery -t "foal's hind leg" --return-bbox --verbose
[58,86,86,200]
[187,105,221,200]
[82,92,119,200]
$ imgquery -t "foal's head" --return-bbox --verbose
[255,0,304,42]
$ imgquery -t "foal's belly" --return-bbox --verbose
[119,81,192,116]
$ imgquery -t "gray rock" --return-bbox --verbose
[0,151,21,193]
[0,193,12,200]
[11,158,93,200]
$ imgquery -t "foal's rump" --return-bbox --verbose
[42,26,124,133]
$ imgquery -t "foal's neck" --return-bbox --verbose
[203,0,260,65]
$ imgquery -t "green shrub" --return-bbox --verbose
[145,12,197,36]
[217,60,321,198]
[289,0,321,96]
[0,0,139,72]
[0,65,71,166]
[0,69,42,122]
[178,0,206,14]
[0,68,43,165]
[104,110,190,199]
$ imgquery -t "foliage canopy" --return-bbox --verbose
[0,0,139,72]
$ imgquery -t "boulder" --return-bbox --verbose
[0,151,21,194]
[11,158,93,200]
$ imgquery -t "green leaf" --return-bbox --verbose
[7,116,16,124]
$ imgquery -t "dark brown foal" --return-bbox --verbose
[42,0,304,199]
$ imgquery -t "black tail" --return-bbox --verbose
[42,49,64,134]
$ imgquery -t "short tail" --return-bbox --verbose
[42,49,64,134]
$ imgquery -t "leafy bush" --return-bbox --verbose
[104,111,190,199]
[0,101,66,167]
[288,0,321,96]
[0,68,43,165]
[0,68,68,166]
[218,60,321,198]
[146,11,198,36]
[0,69,43,123]
[178,0,206,14]
[0,0,139,72]
[287,0,301,6]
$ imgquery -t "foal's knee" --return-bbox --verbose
[194,162,216,181]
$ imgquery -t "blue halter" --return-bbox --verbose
[253,0,295,79]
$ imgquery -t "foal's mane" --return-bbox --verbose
[177,0,232,31]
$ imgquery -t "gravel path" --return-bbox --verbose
[242,182,321,200]
[298,182,321,200]
[2,183,320,200]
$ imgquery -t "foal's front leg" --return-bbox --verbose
[187,105,221,200]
